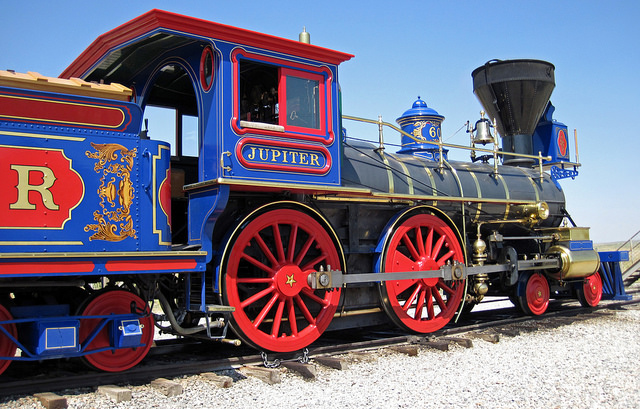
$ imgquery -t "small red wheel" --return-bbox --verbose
[379,213,465,333]
[80,290,154,372]
[0,305,17,376]
[577,272,603,307]
[518,272,550,315]
[222,207,342,352]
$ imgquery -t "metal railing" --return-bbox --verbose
[616,229,640,277]
[341,114,580,179]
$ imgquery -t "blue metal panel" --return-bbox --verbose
[598,251,632,300]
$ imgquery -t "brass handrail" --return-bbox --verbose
[342,114,567,178]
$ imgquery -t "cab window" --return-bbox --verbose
[238,60,325,134]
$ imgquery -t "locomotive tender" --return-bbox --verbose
[0,10,603,374]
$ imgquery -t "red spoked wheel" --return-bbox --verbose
[222,207,342,352]
[0,305,17,376]
[80,290,154,372]
[577,271,603,307]
[379,213,465,333]
[518,272,550,315]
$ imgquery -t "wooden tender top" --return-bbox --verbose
[0,70,132,101]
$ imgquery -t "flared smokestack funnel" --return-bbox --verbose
[472,59,555,166]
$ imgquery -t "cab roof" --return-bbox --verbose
[61,9,354,82]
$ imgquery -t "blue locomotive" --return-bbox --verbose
[0,10,604,374]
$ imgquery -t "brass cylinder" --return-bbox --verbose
[547,245,600,280]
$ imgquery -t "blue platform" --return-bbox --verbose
[598,251,632,300]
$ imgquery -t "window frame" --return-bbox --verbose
[231,49,333,145]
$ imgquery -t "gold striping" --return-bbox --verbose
[527,175,541,202]
[424,166,437,206]
[1,130,85,142]
[0,250,207,259]
[0,241,83,246]
[496,173,510,220]
[469,171,483,223]
[380,154,395,194]
[391,154,414,195]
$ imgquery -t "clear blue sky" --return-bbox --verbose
[1,0,638,244]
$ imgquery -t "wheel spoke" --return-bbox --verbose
[253,293,279,328]
[391,251,418,293]
[253,233,278,268]
[301,252,328,271]
[287,224,299,263]
[414,288,426,319]
[402,232,420,261]
[402,284,422,312]
[431,235,446,259]
[272,223,286,263]
[301,287,329,307]
[241,253,277,276]
[293,236,314,266]
[437,280,455,296]
[288,298,298,336]
[271,299,286,337]
[294,294,316,325]
[432,285,446,310]
[415,226,426,257]
[426,290,435,319]
[240,286,274,309]
[237,277,274,284]
[436,250,456,266]
[425,227,434,258]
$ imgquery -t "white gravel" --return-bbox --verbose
[3,302,639,409]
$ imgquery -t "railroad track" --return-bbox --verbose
[1,295,638,398]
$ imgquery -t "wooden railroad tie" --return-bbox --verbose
[201,372,234,388]
[282,361,317,379]
[314,356,349,370]
[238,365,282,384]
[33,392,68,409]
[97,385,132,403]
[151,378,183,397]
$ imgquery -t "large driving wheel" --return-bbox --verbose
[577,271,603,307]
[80,290,154,372]
[0,305,17,376]
[379,213,465,333]
[518,272,550,315]
[221,206,343,352]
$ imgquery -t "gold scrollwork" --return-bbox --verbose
[412,121,427,140]
[84,142,137,241]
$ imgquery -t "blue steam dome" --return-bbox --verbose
[396,97,446,160]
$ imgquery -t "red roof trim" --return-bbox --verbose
[61,9,354,79]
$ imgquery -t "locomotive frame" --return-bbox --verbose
[0,9,613,375]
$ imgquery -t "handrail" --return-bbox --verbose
[342,114,556,161]
[614,228,640,276]
[341,114,570,179]
[616,229,640,251]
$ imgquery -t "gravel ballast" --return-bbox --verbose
[2,305,639,409]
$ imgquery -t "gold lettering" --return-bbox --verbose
[310,154,320,167]
[289,152,299,164]
[258,148,269,161]
[247,147,256,160]
[10,165,59,210]
[271,149,281,162]
[299,152,309,165]
[282,150,289,163]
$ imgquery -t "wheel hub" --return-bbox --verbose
[415,257,439,286]
[275,264,305,297]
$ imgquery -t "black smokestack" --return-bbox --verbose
[472,59,555,166]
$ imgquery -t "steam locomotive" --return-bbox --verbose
[0,10,604,375]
